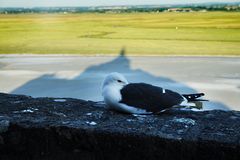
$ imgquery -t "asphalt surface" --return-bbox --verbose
[0,55,239,111]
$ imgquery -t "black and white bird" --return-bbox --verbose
[102,72,205,114]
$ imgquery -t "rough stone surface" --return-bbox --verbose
[0,93,240,160]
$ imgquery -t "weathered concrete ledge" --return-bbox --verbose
[0,93,240,160]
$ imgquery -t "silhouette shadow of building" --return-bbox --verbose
[11,48,229,110]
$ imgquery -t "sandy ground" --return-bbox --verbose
[0,55,240,111]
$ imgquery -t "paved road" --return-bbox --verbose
[0,55,240,111]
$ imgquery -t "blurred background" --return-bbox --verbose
[0,0,240,110]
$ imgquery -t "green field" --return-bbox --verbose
[0,12,240,55]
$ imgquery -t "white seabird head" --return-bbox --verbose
[102,72,150,114]
[102,72,128,110]
[102,72,128,90]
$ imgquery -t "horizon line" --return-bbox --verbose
[0,1,239,8]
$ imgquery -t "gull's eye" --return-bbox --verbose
[117,80,122,83]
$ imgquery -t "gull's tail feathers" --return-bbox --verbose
[182,93,207,102]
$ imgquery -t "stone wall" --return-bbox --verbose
[0,93,239,160]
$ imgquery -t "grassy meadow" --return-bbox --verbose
[0,12,240,55]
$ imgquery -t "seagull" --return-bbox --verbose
[102,72,205,114]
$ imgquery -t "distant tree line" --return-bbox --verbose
[0,4,239,14]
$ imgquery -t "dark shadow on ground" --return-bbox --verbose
[11,48,229,110]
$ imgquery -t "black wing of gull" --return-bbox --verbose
[119,83,184,113]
